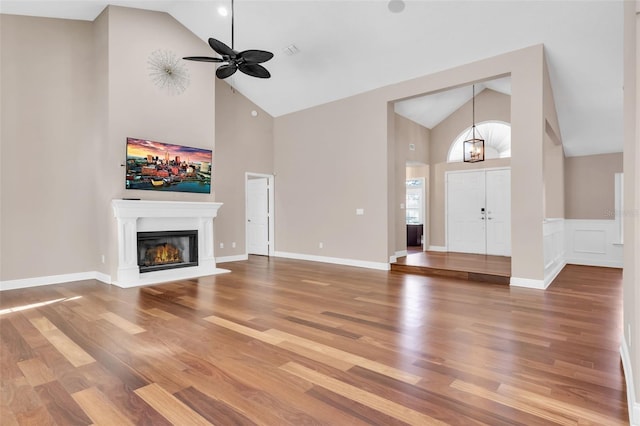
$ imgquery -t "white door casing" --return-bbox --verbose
[247,177,269,256]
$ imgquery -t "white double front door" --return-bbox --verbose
[446,169,511,256]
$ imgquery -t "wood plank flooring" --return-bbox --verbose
[392,251,511,284]
[0,257,628,425]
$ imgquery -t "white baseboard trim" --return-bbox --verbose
[621,334,640,425]
[216,254,249,264]
[396,250,408,258]
[1,271,112,291]
[390,250,408,263]
[274,251,390,271]
[566,258,623,268]
[510,276,547,290]
[428,245,447,252]
[544,261,566,288]
[95,272,111,284]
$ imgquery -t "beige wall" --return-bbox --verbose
[509,50,546,281]
[430,89,511,164]
[564,153,622,220]
[94,9,110,278]
[544,133,565,218]
[428,89,511,247]
[214,81,274,258]
[407,166,429,180]
[0,8,216,281]
[623,0,639,408]
[275,45,547,280]
[1,15,97,280]
[543,54,565,219]
[101,6,216,279]
[274,93,389,262]
[2,12,558,286]
[395,114,430,164]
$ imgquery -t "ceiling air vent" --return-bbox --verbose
[283,44,300,56]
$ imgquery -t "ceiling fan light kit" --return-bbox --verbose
[183,0,273,79]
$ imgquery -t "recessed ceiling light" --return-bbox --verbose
[388,0,405,13]
[217,6,228,17]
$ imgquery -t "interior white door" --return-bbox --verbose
[447,171,486,254]
[247,177,269,256]
[485,169,511,256]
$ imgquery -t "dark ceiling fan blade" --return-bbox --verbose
[238,63,271,79]
[238,50,274,64]
[216,64,238,79]
[208,38,236,57]
[182,56,224,62]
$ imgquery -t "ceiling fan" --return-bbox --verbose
[183,0,273,79]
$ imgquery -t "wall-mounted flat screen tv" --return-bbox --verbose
[126,137,212,193]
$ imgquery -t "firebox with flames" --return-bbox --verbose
[143,243,183,266]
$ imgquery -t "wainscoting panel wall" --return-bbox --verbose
[544,218,566,288]
[564,219,623,268]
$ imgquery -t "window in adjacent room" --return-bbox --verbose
[406,179,423,224]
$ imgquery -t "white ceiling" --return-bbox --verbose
[394,77,512,129]
[0,0,624,157]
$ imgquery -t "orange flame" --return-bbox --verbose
[145,243,182,266]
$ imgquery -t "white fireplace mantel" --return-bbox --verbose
[111,199,228,287]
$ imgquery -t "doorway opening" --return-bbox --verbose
[406,176,426,253]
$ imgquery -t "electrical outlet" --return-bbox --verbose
[356,208,364,215]
[101,254,105,264]
[232,242,236,248]
[219,242,224,249]
[319,242,323,249]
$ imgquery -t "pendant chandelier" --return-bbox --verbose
[463,84,485,163]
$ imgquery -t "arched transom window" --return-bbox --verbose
[447,121,511,163]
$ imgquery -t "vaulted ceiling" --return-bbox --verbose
[1,0,623,157]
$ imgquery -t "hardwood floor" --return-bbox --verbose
[407,246,424,254]
[0,257,628,425]
[392,251,511,284]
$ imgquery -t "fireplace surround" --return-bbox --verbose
[112,200,227,287]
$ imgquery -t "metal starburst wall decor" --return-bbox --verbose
[147,49,190,96]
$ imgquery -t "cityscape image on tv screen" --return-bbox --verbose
[125,137,212,193]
